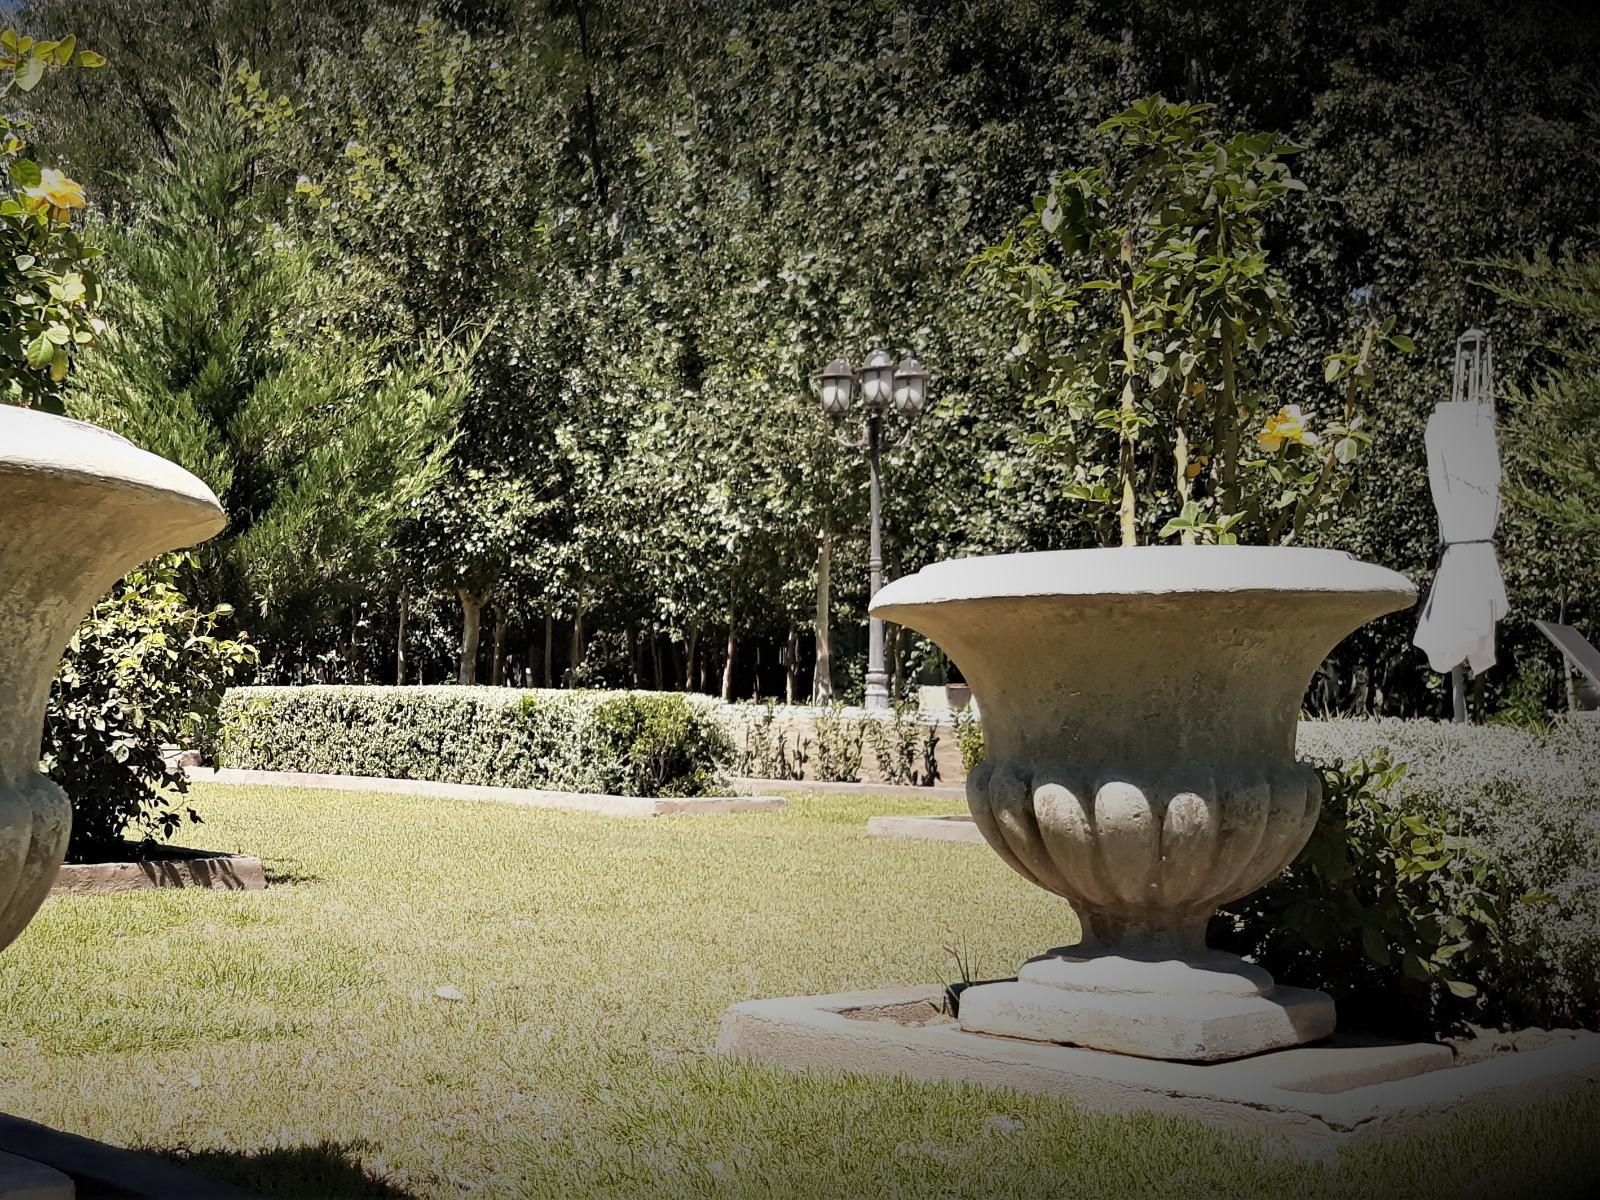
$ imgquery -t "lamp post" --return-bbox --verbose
[816,350,931,709]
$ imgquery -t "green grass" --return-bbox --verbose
[0,786,1594,1199]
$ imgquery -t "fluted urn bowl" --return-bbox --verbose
[0,407,224,953]
[872,546,1415,1060]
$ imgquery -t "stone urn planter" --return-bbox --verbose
[0,407,224,954]
[871,546,1415,1061]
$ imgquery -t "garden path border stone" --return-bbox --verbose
[864,813,983,843]
[0,1112,260,1198]
[50,846,266,898]
[186,766,785,816]
[730,776,964,801]
[717,984,1600,1157]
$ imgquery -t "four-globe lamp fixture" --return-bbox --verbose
[816,349,931,709]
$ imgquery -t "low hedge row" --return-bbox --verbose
[213,686,732,798]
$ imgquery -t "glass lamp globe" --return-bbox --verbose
[892,356,929,417]
[860,349,894,410]
[819,357,854,417]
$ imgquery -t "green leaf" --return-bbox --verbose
[1389,334,1415,353]
[76,49,107,69]
[25,330,52,367]
[1446,979,1479,999]
[1323,357,1343,383]
[14,55,45,92]
[8,157,39,189]
[1360,926,1391,966]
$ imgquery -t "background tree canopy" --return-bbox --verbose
[18,0,1600,717]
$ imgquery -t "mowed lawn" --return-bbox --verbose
[0,785,1595,1199]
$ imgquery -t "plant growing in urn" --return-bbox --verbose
[874,98,1416,1060]
[0,34,225,953]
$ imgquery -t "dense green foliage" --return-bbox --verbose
[0,26,106,411]
[1215,752,1503,1037]
[216,685,732,798]
[1247,719,1599,1033]
[1497,249,1600,547]
[42,557,256,859]
[14,0,1600,717]
[588,692,733,799]
[68,72,472,651]
[975,96,1409,547]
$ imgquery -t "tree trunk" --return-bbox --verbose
[348,606,360,683]
[720,622,736,703]
[1174,379,1196,546]
[1116,232,1139,547]
[627,625,639,688]
[889,623,903,701]
[684,625,700,691]
[813,524,833,703]
[651,634,664,691]
[543,610,554,688]
[458,589,485,685]
[785,621,799,705]
[569,604,586,684]
[490,605,507,686]
[573,0,610,214]
[396,589,409,685]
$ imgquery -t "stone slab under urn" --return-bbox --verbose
[0,407,224,952]
[717,986,1600,1156]
[959,949,1335,1062]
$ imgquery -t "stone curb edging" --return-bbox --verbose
[50,849,267,897]
[0,1111,261,1199]
[716,985,1600,1156]
[186,766,786,817]
[731,776,966,801]
[865,814,984,844]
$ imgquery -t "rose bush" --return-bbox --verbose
[0,27,106,412]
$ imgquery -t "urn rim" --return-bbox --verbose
[871,545,1415,616]
[0,406,224,539]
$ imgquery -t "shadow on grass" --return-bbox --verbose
[261,858,322,886]
[159,1140,416,1198]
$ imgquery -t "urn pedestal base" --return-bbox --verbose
[958,948,1336,1062]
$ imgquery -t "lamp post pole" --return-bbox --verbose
[816,351,930,712]
[864,406,889,709]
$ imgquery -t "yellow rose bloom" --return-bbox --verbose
[1256,405,1320,452]
[23,167,86,222]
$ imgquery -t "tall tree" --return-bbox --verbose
[1496,247,1600,543]
[70,69,471,658]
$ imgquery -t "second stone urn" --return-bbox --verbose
[0,406,224,955]
[871,546,1415,1061]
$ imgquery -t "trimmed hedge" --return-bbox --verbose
[214,686,732,798]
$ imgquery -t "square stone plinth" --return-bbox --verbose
[958,978,1336,1062]
[716,985,1600,1155]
